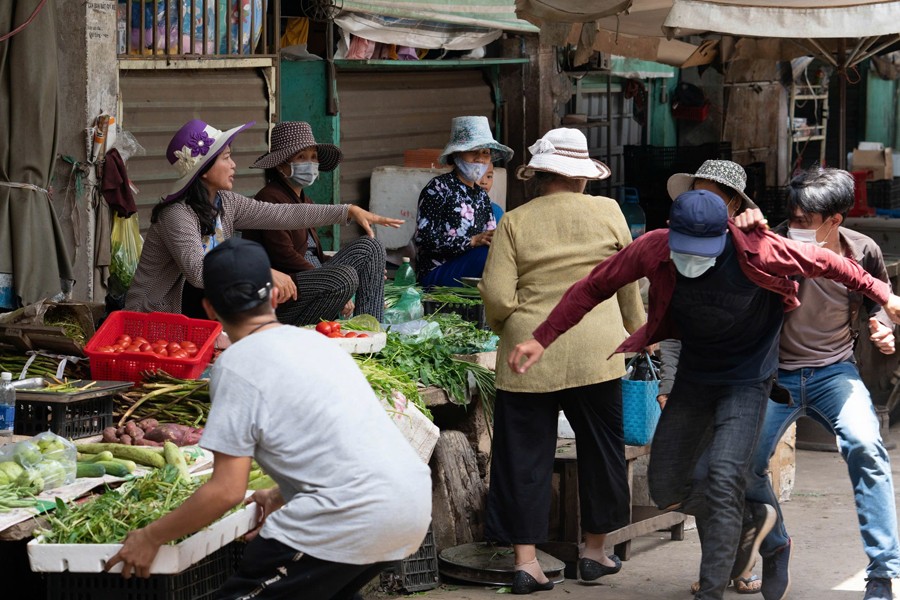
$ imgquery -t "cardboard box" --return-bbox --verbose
[852,147,894,181]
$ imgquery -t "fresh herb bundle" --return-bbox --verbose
[375,334,495,407]
[37,466,221,544]
[422,286,483,307]
[424,312,496,354]
[354,355,432,420]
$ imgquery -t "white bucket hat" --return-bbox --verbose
[516,128,611,181]
[438,116,514,164]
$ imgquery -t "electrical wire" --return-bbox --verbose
[0,0,49,43]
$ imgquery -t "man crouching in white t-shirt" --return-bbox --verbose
[107,237,433,600]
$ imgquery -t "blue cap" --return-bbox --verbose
[668,189,728,257]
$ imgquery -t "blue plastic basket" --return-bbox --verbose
[621,353,661,447]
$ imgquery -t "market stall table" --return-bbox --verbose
[551,438,687,561]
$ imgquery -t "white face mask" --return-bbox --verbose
[288,161,319,188]
[786,220,832,247]
[670,251,717,278]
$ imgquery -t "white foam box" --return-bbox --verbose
[328,331,387,354]
[27,502,257,574]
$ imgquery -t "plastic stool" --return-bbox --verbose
[849,170,875,217]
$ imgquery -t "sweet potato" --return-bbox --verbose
[143,423,203,446]
[119,434,133,445]
[134,438,163,447]
[102,427,119,443]
[137,418,159,431]
[124,421,141,439]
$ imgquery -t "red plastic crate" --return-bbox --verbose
[84,311,221,384]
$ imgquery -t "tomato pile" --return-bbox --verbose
[314,321,369,339]
[94,334,200,359]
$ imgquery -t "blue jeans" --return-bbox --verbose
[649,377,771,600]
[420,245,489,288]
[745,361,900,578]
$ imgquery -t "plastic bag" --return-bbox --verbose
[382,287,425,325]
[0,432,77,493]
[109,213,143,298]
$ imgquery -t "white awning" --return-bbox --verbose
[663,0,900,40]
[339,0,540,33]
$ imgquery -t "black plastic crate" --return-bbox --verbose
[758,186,790,224]
[381,525,439,593]
[44,542,239,600]
[15,395,113,439]
[624,142,732,188]
[422,300,489,330]
[866,179,900,209]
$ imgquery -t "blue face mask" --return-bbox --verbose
[288,161,319,188]
[453,156,489,184]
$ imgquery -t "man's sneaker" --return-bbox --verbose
[761,538,792,600]
[863,577,893,600]
[732,502,777,579]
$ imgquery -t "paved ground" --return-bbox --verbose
[377,425,900,600]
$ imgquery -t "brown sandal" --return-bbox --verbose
[689,575,761,595]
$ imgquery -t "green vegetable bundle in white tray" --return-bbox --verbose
[28,498,256,574]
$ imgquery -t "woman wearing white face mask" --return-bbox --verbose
[414,115,513,287]
[244,121,388,325]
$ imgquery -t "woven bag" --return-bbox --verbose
[621,352,661,447]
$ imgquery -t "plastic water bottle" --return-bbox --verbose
[0,372,14,437]
[393,257,416,287]
[619,187,646,239]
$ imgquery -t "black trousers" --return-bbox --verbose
[484,379,630,545]
[215,536,388,600]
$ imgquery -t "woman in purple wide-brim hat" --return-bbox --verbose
[124,118,403,319]
[241,121,387,325]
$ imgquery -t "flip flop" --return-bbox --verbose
[732,574,762,594]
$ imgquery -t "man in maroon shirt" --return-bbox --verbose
[508,189,900,600]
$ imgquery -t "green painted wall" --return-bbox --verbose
[280,60,341,250]
[865,74,896,149]
[648,77,678,146]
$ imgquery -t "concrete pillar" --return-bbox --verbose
[53,1,119,302]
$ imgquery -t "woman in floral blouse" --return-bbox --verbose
[413,116,513,287]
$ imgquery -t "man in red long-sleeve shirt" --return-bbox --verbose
[509,189,900,600]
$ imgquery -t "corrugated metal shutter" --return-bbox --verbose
[119,68,271,233]
[337,70,494,229]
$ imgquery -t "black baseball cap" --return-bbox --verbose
[668,189,728,257]
[203,237,273,316]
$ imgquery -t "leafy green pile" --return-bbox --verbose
[422,285,483,307]
[36,465,229,544]
[424,312,497,354]
[375,334,495,408]
[353,356,432,420]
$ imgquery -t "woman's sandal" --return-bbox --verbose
[688,575,761,595]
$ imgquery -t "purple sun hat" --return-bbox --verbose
[162,119,255,203]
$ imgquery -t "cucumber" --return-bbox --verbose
[106,457,137,473]
[75,443,166,469]
[163,442,192,483]
[93,461,132,478]
[78,451,115,463]
[76,462,106,478]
